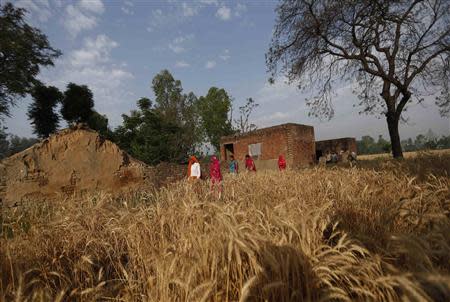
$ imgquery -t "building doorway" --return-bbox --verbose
[316,149,323,161]
[224,143,234,160]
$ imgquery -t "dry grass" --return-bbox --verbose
[358,148,450,160]
[1,155,450,301]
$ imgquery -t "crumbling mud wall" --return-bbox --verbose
[0,125,157,206]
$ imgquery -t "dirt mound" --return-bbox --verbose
[0,125,184,206]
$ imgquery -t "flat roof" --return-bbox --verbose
[220,123,313,143]
[316,137,356,143]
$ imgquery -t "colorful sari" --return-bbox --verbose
[278,155,287,171]
[209,156,222,183]
[245,156,256,172]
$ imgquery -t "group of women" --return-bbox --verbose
[187,154,287,199]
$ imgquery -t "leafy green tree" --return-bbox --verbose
[152,70,184,122]
[377,135,390,153]
[61,83,94,124]
[87,110,110,137]
[0,130,38,159]
[27,84,63,138]
[7,135,38,155]
[437,135,450,149]
[414,134,427,149]
[0,3,61,118]
[0,126,8,159]
[198,87,234,151]
[114,99,184,164]
[356,135,376,154]
[151,70,202,154]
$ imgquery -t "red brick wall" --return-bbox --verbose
[290,125,316,168]
[220,128,290,162]
[220,124,315,169]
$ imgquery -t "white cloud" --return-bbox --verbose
[169,45,185,53]
[63,0,105,37]
[168,34,194,54]
[15,0,52,23]
[182,2,198,17]
[147,8,169,32]
[121,1,134,15]
[79,0,105,14]
[205,60,216,69]
[216,5,231,21]
[175,61,190,68]
[199,0,218,5]
[41,34,134,126]
[219,49,231,61]
[235,3,247,17]
[70,35,118,66]
[147,1,220,32]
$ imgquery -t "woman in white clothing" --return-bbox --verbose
[187,156,201,180]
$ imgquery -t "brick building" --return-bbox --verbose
[315,137,357,160]
[220,123,315,170]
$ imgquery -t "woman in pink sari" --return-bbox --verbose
[209,155,223,199]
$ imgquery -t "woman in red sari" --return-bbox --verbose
[278,154,287,171]
[245,154,256,172]
[209,155,223,199]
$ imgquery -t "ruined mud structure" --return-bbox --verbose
[0,125,185,207]
[220,123,316,170]
[315,138,357,160]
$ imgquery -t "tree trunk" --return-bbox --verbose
[386,112,403,158]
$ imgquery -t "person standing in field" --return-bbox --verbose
[187,156,201,180]
[245,154,256,172]
[229,155,239,174]
[209,155,223,199]
[348,151,357,167]
[278,154,287,171]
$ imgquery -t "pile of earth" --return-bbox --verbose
[0,124,185,207]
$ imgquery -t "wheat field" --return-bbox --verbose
[1,155,450,301]
[358,148,450,160]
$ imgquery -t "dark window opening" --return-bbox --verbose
[316,150,323,161]
[224,143,234,160]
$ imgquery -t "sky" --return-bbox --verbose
[4,0,450,141]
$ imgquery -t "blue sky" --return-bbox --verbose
[5,0,450,140]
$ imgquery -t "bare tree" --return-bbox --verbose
[234,97,259,134]
[267,0,450,158]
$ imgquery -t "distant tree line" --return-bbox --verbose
[0,128,38,160]
[357,130,450,155]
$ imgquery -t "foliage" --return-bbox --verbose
[0,126,8,159]
[267,0,450,158]
[113,99,185,165]
[0,130,38,160]
[27,84,63,138]
[197,87,234,151]
[234,97,259,134]
[0,2,61,118]
[152,70,202,154]
[60,83,94,124]
[357,131,450,155]
[2,155,450,300]
[87,110,110,138]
